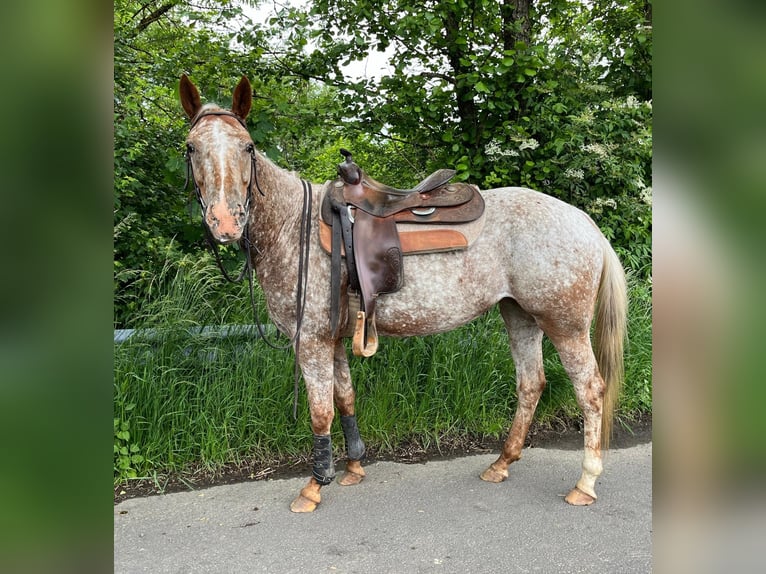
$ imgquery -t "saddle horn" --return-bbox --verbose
[338,149,362,185]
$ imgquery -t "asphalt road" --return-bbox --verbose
[114,441,651,573]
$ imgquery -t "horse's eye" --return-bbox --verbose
[186,142,195,154]
[245,142,254,154]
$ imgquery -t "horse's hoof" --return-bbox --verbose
[338,470,365,486]
[338,460,366,486]
[564,486,596,506]
[290,479,322,513]
[290,494,319,513]
[480,465,508,483]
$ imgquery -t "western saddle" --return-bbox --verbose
[320,149,485,357]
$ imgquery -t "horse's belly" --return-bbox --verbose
[373,250,505,337]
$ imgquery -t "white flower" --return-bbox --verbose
[564,167,584,180]
[594,197,617,209]
[519,138,539,151]
[485,139,519,158]
[639,186,652,206]
[486,136,538,158]
[582,142,608,158]
[573,109,595,125]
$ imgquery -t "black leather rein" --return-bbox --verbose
[184,111,314,416]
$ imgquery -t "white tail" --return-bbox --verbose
[594,241,628,449]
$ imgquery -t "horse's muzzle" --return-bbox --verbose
[205,202,247,244]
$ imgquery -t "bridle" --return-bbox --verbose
[184,110,260,275]
[184,110,314,416]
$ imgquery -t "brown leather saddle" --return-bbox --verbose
[320,149,485,357]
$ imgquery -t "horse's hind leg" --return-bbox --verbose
[333,340,366,486]
[481,298,546,483]
[548,331,606,505]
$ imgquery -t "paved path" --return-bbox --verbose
[114,443,651,573]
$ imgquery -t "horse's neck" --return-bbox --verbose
[248,153,306,286]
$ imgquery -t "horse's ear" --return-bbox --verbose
[231,76,252,121]
[179,74,202,120]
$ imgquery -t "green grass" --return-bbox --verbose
[114,253,652,484]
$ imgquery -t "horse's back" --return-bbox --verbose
[374,186,607,336]
[482,186,602,245]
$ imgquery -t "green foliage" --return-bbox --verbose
[620,276,653,415]
[114,0,653,317]
[114,405,145,481]
[301,135,425,186]
[266,0,652,276]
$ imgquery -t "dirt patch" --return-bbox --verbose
[114,412,651,504]
[525,410,652,450]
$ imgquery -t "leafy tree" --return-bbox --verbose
[266,0,542,177]
[114,0,652,326]
[263,0,652,274]
[589,0,652,100]
[114,0,235,323]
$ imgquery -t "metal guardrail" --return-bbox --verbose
[114,325,273,344]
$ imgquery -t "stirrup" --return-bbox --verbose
[352,311,378,357]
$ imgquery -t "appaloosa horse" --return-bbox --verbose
[179,75,627,512]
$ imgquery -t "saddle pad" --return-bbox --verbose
[318,213,486,256]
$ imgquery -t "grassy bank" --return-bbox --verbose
[114,253,652,484]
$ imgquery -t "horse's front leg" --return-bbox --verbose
[333,340,366,486]
[290,340,336,513]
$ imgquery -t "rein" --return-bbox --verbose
[185,111,313,418]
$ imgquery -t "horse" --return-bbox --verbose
[179,74,628,513]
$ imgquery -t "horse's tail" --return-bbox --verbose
[595,240,628,450]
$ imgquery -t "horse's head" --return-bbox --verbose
[179,74,254,245]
